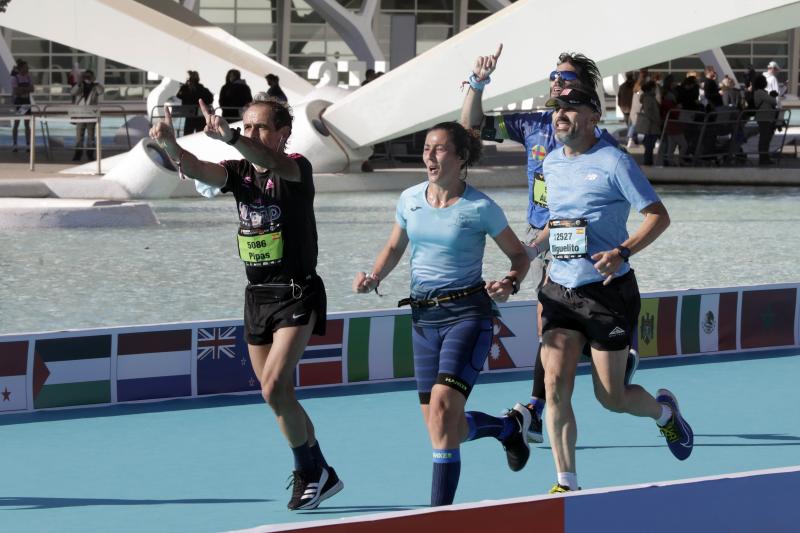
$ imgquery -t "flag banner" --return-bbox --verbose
[197,326,259,395]
[347,314,414,382]
[486,305,538,370]
[297,319,344,387]
[680,293,738,354]
[298,361,342,387]
[33,335,111,409]
[0,341,28,412]
[117,330,192,402]
[638,297,681,357]
[741,288,797,349]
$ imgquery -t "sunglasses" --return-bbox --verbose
[549,70,579,82]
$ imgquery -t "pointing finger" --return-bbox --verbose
[198,99,213,120]
[493,43,503,60]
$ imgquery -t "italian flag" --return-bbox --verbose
[346,315,415,382]
[33,336,111,409]
[680,293,738,354]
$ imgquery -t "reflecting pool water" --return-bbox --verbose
[1,184,799,334]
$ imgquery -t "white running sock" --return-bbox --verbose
[656,404,673,426]
[557,472,578,490]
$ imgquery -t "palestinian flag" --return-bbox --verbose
[33,335,111,409]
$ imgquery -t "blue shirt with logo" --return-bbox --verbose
[495,112,619,229]
[543,137,660,288]
[396,182,508,296]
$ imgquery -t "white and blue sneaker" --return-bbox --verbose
[656,389,693,461]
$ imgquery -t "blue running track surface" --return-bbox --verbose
[1,351,798,533]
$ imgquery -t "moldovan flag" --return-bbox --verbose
[741,288,797,349]
[117,329,192,401]
[33,335,111,409]
[347,314,414,382]
[637,297,678,357]
[0,341,28,412]
[680,293,738,354]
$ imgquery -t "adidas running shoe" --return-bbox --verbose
[318,466,344,504]
[656,388,693,461]
[286,467,329,510]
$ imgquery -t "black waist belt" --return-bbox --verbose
[398,284,486,309]
[247,279,305,300]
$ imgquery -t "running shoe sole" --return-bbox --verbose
[624,349,640,387]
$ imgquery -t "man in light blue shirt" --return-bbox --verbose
[529,86,694,494]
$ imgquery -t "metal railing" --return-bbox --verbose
[1,104,135,174]
[658,107,793,166]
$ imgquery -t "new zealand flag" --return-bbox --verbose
[197,325,260,395]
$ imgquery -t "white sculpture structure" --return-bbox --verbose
[2,0,800,198]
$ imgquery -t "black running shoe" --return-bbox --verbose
[286,467,329,510]
[501,403,531,472]
[318,466,343,504]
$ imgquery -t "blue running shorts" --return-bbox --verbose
[412,318,493,404]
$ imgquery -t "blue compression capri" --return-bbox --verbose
[412,318,493,404]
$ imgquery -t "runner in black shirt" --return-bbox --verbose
[149,94,342,511]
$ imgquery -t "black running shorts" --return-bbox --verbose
[244,275,327,346]
[539,270,640,352]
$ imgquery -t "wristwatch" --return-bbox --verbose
[503,275,519,295]
[615,246,631,262]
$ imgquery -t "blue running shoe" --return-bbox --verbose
[656,389,693,461]
[624,349,640,387]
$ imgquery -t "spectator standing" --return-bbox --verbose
[753,74,778,165]
[70,69,104,162]
[219,69,253,122]
[659,75,687,166]
[617,72,634,126]
[265,74,288,104]
[176,70,214,136]
[701,65,722,110]
[635,80,661,165]
[763,61,783,106]
[10,59,34,152]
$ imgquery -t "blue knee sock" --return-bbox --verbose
[465,411,515,441]
[291,441,316,473]
[309,441,328,469]
[529,397,545,418]
[431,448,461,506]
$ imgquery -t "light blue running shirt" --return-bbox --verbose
[396,182,509,296]
[543,137,660,288]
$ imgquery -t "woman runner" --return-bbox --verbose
[149,94,341,511]
[353,121,531,506]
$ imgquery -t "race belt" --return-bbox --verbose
[398,284,486,309]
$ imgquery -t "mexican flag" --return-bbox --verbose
[33,335,111,409]
[680,293,738,354]
[346,315,415,382]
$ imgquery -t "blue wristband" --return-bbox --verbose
[468,73,491,91]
